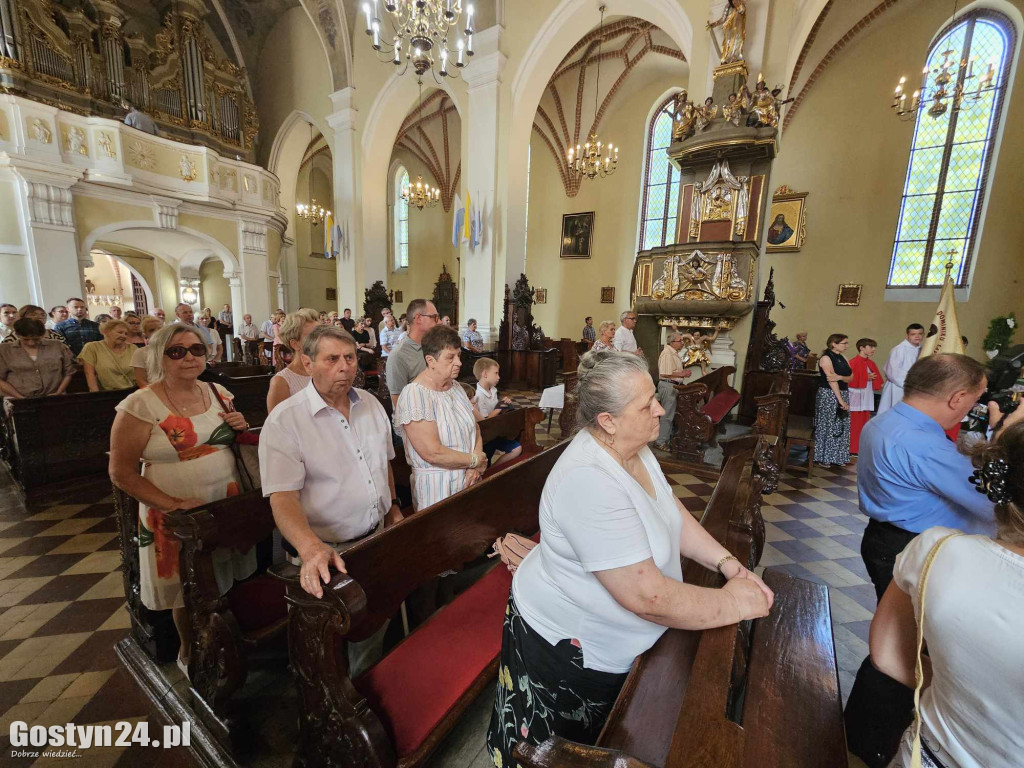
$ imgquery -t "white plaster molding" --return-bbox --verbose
[461,26,506,89]
[19,176,78,230]
[151,196,182,230]
[327,87,358,131]
[241,219,269,254]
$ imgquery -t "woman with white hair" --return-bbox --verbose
[109,324,257,676]
[486,350,774,766]
[267,308,320,414]
[591,320,616,352]
[79,319,136,391]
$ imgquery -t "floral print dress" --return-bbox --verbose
[115,385,257,610]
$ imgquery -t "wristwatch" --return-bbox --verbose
[391,498,400,509]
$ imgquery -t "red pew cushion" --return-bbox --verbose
[226,573,288,634]
[354,564,513,757]
[703,388,741,424]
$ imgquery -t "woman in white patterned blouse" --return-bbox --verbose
[591,320,616,353]
[394,325,486,511]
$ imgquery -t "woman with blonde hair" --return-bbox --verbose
[131,315,165,388]
[110,323,256,676]
[79,319,136,391]
[267,308,320,413]
[591,321,616,353]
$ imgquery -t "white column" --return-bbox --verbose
[327,87,362,312]
[238,218,271,326]
[460,28,506,344]
[8,165,86,307]
[279,236,299,311]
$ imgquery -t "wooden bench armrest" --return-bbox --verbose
[269,561,370,636]
[515,737,655,768]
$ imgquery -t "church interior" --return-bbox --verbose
[1,0,1023,767]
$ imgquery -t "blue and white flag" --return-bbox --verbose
[451,193,465,248]
[470,198,483,249]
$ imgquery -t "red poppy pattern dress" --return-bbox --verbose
[115,384,257,610]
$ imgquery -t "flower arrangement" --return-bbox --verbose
[983,312,1016,357]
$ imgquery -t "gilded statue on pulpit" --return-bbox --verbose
[689,159,750,239]
[678,327,721,375]
[707,0,746,65]
[672,91,697,141]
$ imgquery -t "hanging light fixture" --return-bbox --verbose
[362,0,474,78]
[296,124,328,225]
[567,6,619,181]
[891,0,998,121]
[402,78,442,210]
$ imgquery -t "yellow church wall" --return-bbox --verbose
[200,257,232,311]
[175,214,240,269]
[255,7,336,168]
[156,258,178,311]
[766,0,1024,361]
[295,160,337,310]
[73,197,153,246]
[524,73,682,341]
[267,228,282,273]
[387,148,453,313]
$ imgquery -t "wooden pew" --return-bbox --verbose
[750,372,792,472]
[668,366,740,470]
[514,436,847,768]
[271,441,569,768]
[0,387,134,494]
[202,365,274,428]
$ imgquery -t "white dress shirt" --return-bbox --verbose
[259,383,396,542]
[613,325,638,353]
[878,339,921,415]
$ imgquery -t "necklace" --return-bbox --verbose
[164,383,206,416]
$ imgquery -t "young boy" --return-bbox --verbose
[849,338,883,455]
[472,357,522,467]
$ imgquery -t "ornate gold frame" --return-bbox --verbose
[766,185,808,252]
[836,284,862,306]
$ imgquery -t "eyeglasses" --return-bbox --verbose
[422,313,440,322]
[164,344,208,360]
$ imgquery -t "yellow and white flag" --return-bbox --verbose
[919,274,965,357]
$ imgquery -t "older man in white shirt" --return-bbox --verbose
[613,310,643,357]
[259,325,402,672]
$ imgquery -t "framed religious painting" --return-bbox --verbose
[836,284,862,306]
[394,290,403,304]
[560,212,595,258]
[765,186,808,252]
[534,288,548,304]
[326,287,337,301]
[600,286,615,304]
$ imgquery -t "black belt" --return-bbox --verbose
[282,521,381,559]
[866,518,914,537]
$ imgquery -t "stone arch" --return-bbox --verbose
[504,0,695,282]
[81,221,240,275]
[360,73,465,290]
[87,248,157,313]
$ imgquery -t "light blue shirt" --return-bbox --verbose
[379,326,402,357]
[858,402,995,535]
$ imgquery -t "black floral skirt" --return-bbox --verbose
[485,594,628,768]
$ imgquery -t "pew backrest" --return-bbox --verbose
[319,441,568,641]
[480,406,544,455]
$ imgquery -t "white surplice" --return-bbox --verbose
[877,339,921,415]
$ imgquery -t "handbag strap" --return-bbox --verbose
[207,381,233,413]
[910,532,962,768]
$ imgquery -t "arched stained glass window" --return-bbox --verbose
[394,166,410,270]
[639,96,681,251]
[888,11,1015,288]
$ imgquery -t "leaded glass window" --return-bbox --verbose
[639,96,681,251]
[394,167,409,270]
[888,11,1015,288]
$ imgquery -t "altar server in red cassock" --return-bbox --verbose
[849,338,883,454]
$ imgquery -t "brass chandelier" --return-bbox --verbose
[402,78,441,210]
[296,124,328,225]
[567,6,618,181]
[362,0,475,78]
[891,0,997,121]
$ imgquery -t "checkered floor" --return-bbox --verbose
[0,387,875,768]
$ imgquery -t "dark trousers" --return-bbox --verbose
[861,518,918,602]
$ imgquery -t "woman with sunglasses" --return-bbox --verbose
[109,324,257,677]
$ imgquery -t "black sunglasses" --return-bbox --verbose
[164,344,208,360]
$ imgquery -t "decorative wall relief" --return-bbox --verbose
[836,284,862,306]
[127,140,155,170]
[689,159,749,239]
[97,132,116,159]
[179,154,199,182]
[652,250,751,303]
[62,125,87,155]
[28,117,52,143]
[766,185,808,252]
[600,287,615,304]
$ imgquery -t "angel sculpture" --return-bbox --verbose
[694,97,718,132]
[672,91,697,141]
[722,93,743,126]
[676,326,721,376]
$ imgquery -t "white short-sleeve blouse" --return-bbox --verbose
[512,429,684,673]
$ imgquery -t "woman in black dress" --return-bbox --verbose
[350,318,376,372]
[814,333,853,467]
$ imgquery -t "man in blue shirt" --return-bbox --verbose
[858,353,994,601]
[54,297,102,356]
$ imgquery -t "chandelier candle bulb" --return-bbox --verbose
[373,23,380,49]
[363,3,372,33]
[457,39,464,66]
